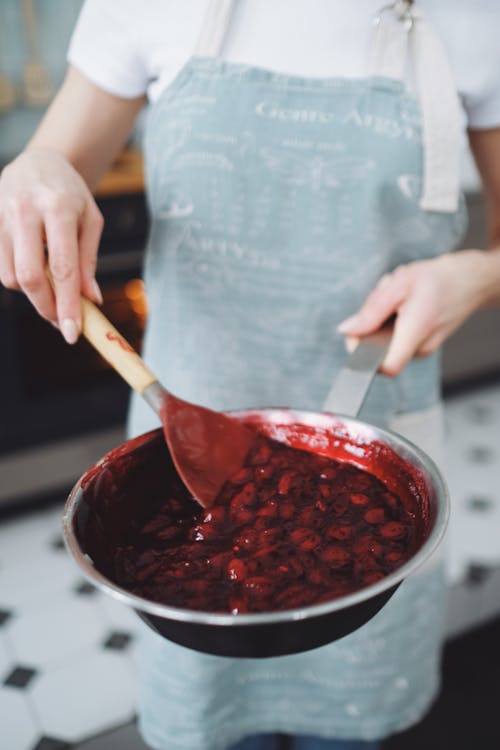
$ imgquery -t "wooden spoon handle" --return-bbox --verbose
[80,297,157,394]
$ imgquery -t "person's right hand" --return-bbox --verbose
[0,147,104,343]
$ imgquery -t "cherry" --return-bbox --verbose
[141,517,172,534]
[307,567,330,586]
[257,500,279,518]
[279,501,295,520]
[363,507,386,525]
[278,470,300,495]
[157,525,183,541]
[230,507,254,526]
[320,546,351,566]
[230,482,256,510]
[276,584,316,609]
[297,507,316,526]
[207,551,232,571]
[385,550,404,563]
[182,579,207,595]
[350,493,370,506]
[234,527,257,548]
[318,484,331,499]
[326,524,353,541]
[354,535,383,557]
[231,467,253,485]
[192,522,218,542]
[244,576,274,598]
[289,528,321,551]
[380,522,407,539]
[134,559,163,581]
[320,467,337,480]
[202,507,227,525]
[227,558,247,581]
[255,464,274,480]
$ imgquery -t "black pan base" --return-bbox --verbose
[135,585,399,658]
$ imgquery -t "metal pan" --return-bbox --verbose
[62,331,449,658]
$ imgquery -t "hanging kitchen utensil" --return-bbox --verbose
[21,0,54,107]
[0,16,16,111]
[0,68,16,111]
[77,295,255,507]
[62,327,449,657]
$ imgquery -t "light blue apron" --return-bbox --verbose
[128,2,466,747]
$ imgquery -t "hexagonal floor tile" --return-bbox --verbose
[94,591,141,633]
[6,597,110,669]
[30,650,137,743]
[0,687,39,750]
[0,507,63,567]
[0,553,79,613]
[0,632,14,681]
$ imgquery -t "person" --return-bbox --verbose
[1,1,500,749]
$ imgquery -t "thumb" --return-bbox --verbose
[380,296,429,376]
[337,274,405,337]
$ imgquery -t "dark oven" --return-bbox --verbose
[1,191,149,507]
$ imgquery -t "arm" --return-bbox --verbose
[0,66,145,342]
[337,128,500,376]
[28,66,145,190]
[469,128,500,248]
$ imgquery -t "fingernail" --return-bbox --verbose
[92,279,103,305]
[337,315,359,334]
[61,318,79,344]
[345,336,359,353]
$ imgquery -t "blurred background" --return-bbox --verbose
[0,2,499,749]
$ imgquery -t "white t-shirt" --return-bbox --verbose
[68,0,500,130]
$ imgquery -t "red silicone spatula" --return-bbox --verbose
[78,296,255,507]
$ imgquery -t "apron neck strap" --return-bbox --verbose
[368,1,413,81]
[194,0,234,58]
[369,1,461,213]
[411,16,461,212]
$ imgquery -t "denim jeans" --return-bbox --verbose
[229,734,381,750]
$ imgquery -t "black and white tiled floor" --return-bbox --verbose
[0,504,140,749]
[443,383,500,637]
[1,383,499,750]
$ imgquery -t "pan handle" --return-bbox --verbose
[322,325,393,418]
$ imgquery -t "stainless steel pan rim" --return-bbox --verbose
[62,409,449,628]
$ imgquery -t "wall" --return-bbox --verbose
[0,0,83,163]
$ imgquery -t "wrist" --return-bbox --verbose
[469,248,500,308]
[437,249,500,316]
[23,145,70,162]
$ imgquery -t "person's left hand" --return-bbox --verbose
[337,250,492,376]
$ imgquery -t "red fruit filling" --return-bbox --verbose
[98,434,424,614]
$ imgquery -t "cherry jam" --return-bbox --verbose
[99,432,424,615]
